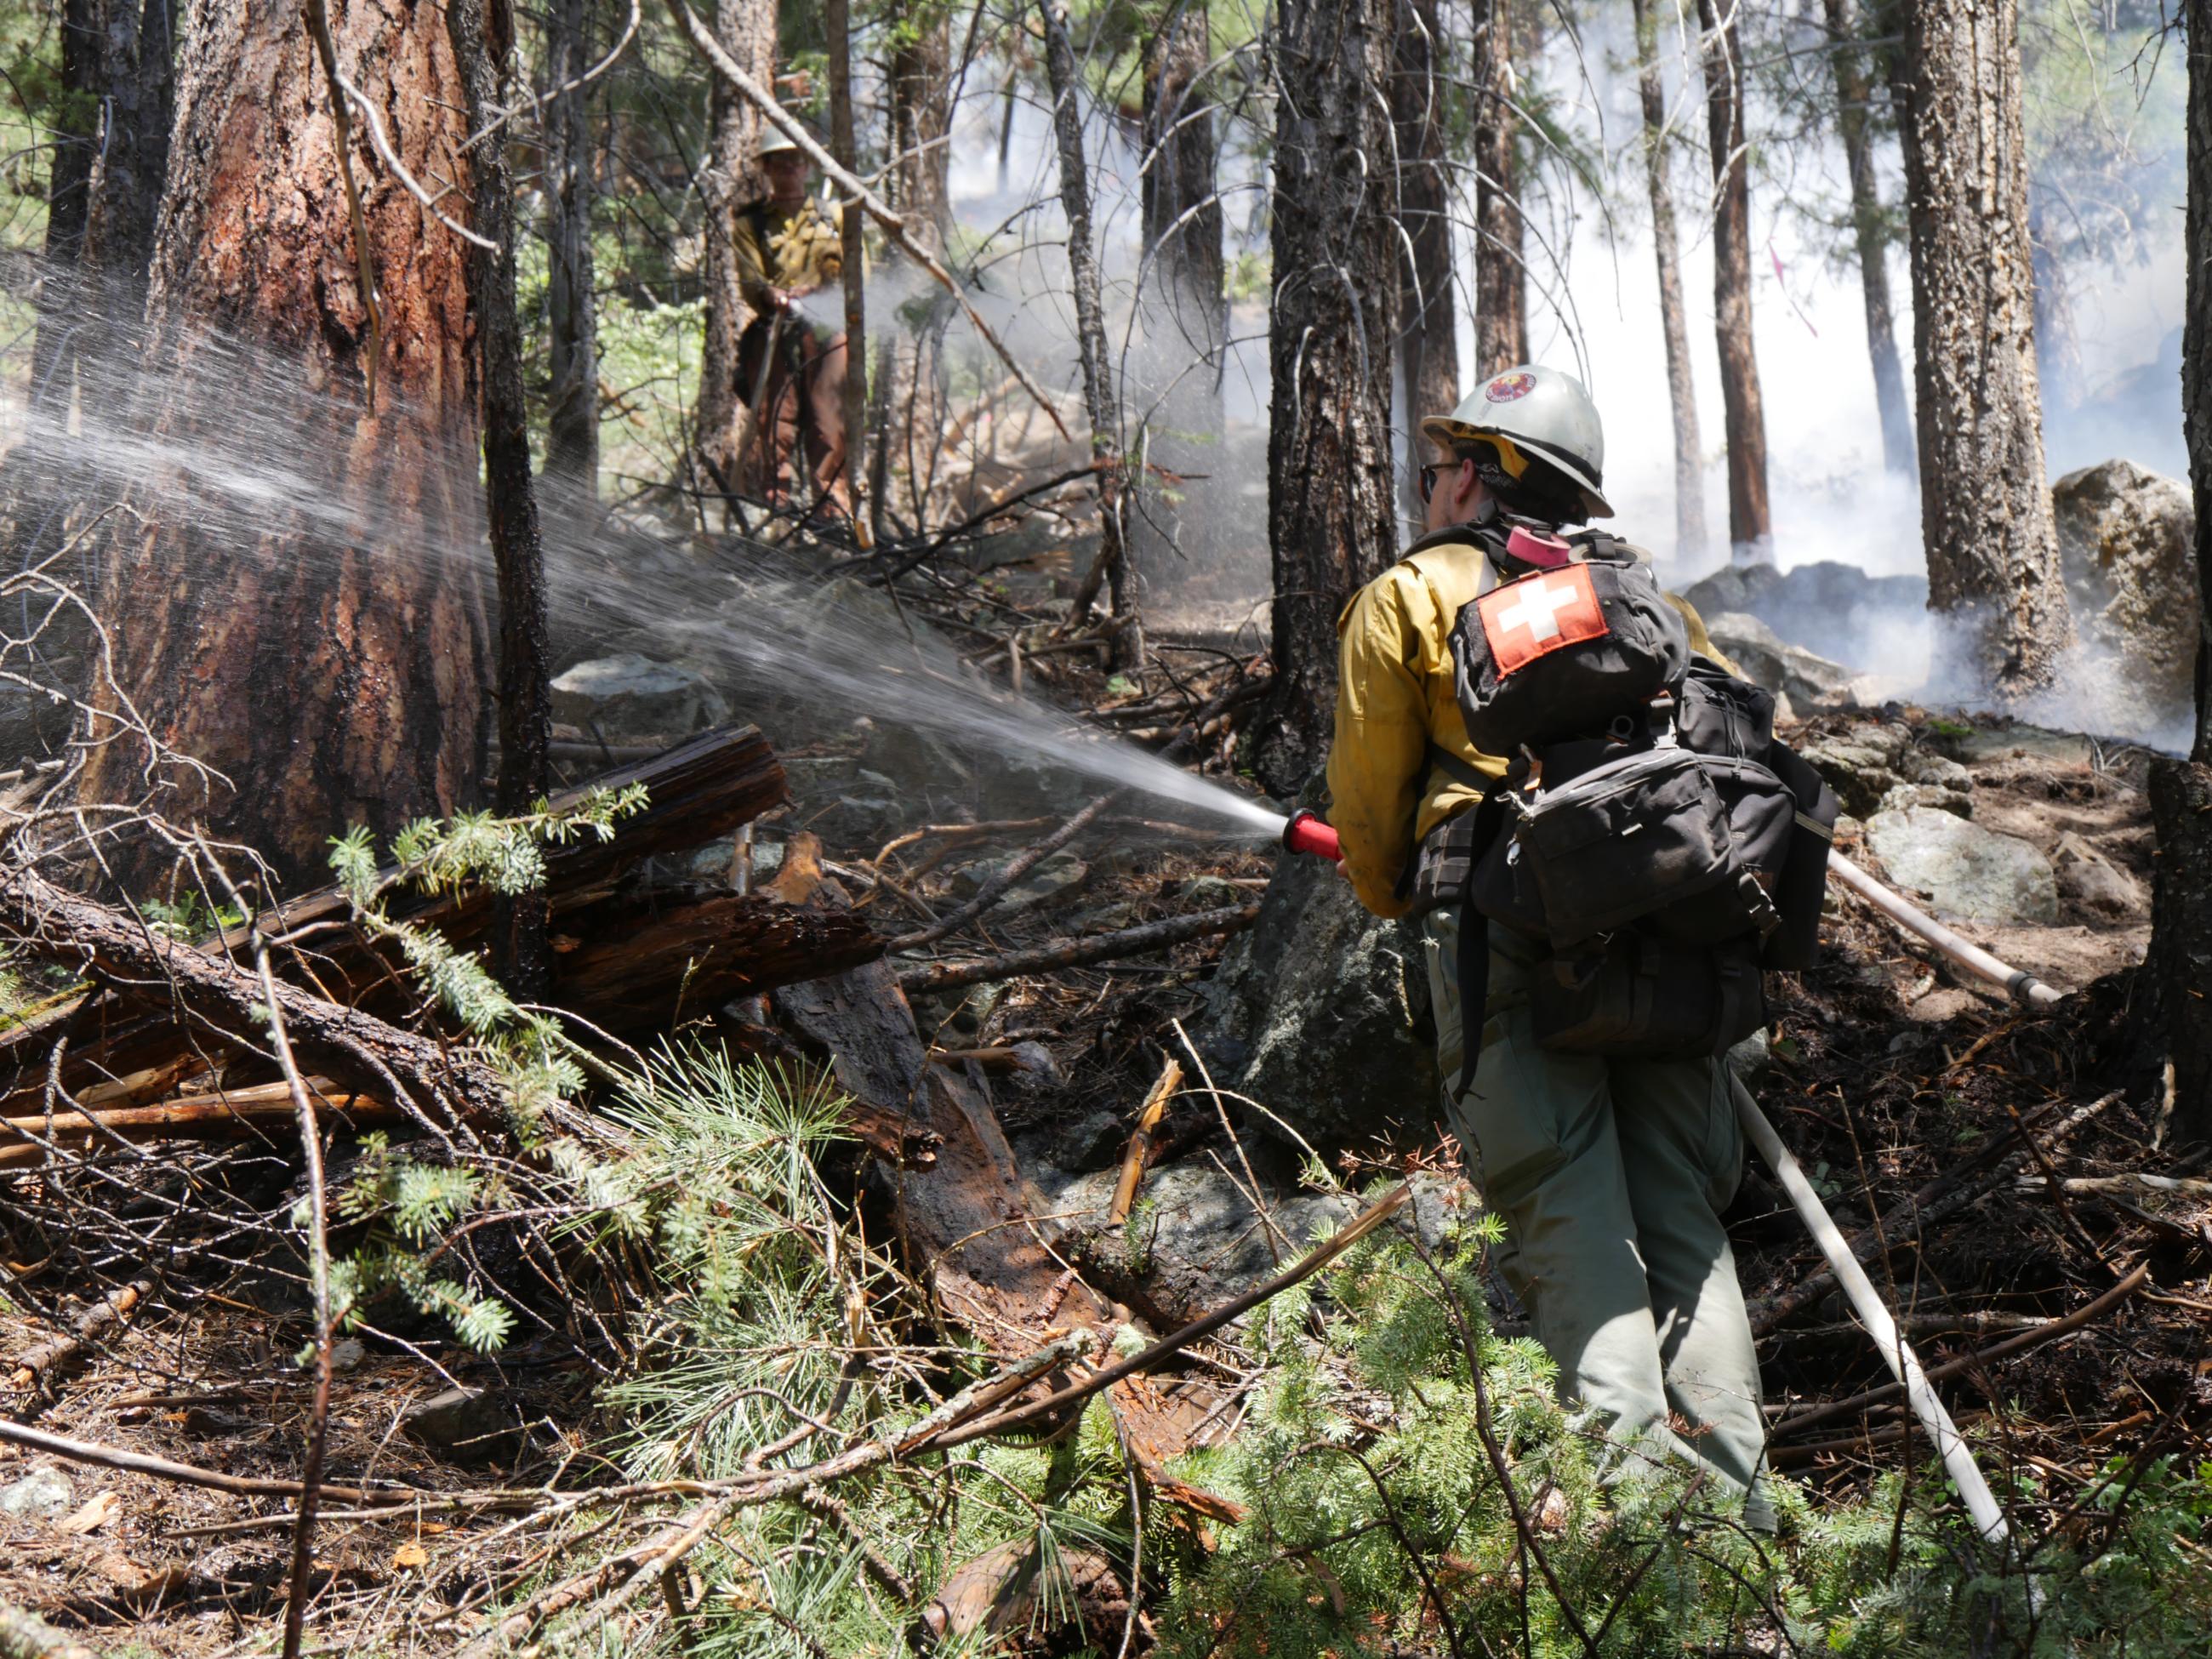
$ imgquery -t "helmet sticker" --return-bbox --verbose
[1485,372,1536,402]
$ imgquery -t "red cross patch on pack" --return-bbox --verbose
[1475,564,1609,676]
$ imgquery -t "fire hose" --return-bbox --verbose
[1280,808,2021,1547]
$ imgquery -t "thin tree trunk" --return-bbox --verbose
[1394,0,1458,516]
[693,0,774,510]
[81,0,174,290]
[77,0,490,888]
[1256,0,1399,793]
[2137,0,2212,1147]
[825,0,867,533]
[1630,0,1707,562]
[544,0,599,500]
[1695,0,1772,562]
[1889,0,2072,694]
[1040,0,1140,669]
[450,0,553,993]
[880,15,951,536]
[1821,0,1913,479]
[30,0,105,411]
[1470,0,1524,375]
[1137,1,1226,566]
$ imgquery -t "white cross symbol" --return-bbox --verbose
[1496,577,1579,643]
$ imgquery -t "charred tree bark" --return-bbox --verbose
[1630,0,1707,562]
[77,0,491,888]
[543,0,599,500]
[1696,0,1771,562]
[825,0,867,531]
[81,0,175,288]
[2140,0,2212,1143]
[1889,0,2071,694]
[876,12,950,534]
[29,0,106,410]
[1136,1,1226,566]
[1394,0,1459,513]
[1822,0,1913,480]
[693,0,774,508]
[1470,0,1524,376]
[1040,0,1140,669]
[1256,0,1399,794]
[450,0,552,992]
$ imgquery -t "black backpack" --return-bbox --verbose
[1443,550,1839,1061]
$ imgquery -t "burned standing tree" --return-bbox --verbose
[875,6,952,533]
[1696,0,1771,562]
[1822,0,1913,480]
[1889,0,2071,693]
[1135,0,1227,568]
[1394,0,1459,505]
[1629,0,1707,562]
[76,0,491,887]
[826,0,868,532]
[1469,0,1524,376]
[2139,0,2212,1142]
[693,0,775,507]
[82,0,177,289]
[543,0,599,501]
[1256,0,1400,793]
[1040,0,1140,669]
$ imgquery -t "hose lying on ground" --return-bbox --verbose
[1827,850,2062,1007]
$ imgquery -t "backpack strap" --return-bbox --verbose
[1450,774,1518,1096]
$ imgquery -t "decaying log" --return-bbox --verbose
[0,1081,391,1170]
[8,1278,156,1393]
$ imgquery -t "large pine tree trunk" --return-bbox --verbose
[1394,0,1458,513]
[1040,0,1140,669]
[1822,0,1913,479]
[1254,0,1399,794]
[1630,0,1706,563]
[2138,0,2212,1143]
[1470,0,1524,375]
[542,0,599,501]
[692,0,773,509]
[77,0,489,889]
[1889,0,2072,694]
[1696,0,1771,562]
[1136,1,1226,565]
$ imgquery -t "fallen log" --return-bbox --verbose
[898,903,1260,997]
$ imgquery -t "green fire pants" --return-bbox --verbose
[1422,909,1773,1527]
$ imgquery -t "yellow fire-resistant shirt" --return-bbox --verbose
[1325,529,1733,919]
[732,198,844,315]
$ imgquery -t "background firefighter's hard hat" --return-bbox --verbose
[1420,365,1614,519]
[758,124,805,159]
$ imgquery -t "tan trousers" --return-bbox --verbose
[1423,909,1773,1527]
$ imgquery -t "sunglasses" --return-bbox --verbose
[1417,459,1464,505]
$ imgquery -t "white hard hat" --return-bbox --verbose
[759,123,804,159]
[1420,365,1613,520]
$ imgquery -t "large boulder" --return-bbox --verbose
[550,653,730,742]
[1798,720,1970,819]
[1680,560,1927,676]
[1702,611,1857,710]
[1862,805,2058,925]
[2051,459,2198,737]
[1204,845,1438,1154]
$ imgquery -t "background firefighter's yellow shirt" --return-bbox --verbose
[733,199,843,314]
[1326,534,1731,919]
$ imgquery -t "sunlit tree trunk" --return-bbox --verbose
[1889,0,2071,693]
[78,0,490,888]
[1822,0,1913,479]
[1470,0,1524,375]
[1395,0,1458,514]
[543,0,599,500]
[1696,0,1771,562]
[826,0,866,527]
[877,9,950,534]
[1255,0,1399,793]
[693,0,774,510]
[1630,0,1707,563]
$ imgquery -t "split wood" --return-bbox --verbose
[1109,1058,1183,1223]
[1770,1262,2152,1441]
[898,901,1260,996]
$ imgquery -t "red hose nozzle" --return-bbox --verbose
[1283,809,1342,862]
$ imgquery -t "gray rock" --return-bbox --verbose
[0,1465,71,1518]
[1682,560,1927,671]
[1933,720,2096,771]
[1878,782,1974,819]
[1703,612,1857,710]
[2052,459,2199,732]
[1863,806,2058,924]
[550,653,731,742]
[1799,722,1915,818]
[1050,1109,1127,1173]
[951,849,1088,911]
[1900,749,1972,790]
[401,1387,527,1466]
[1205,841,1437,1153]
[2051,831,2145,918]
